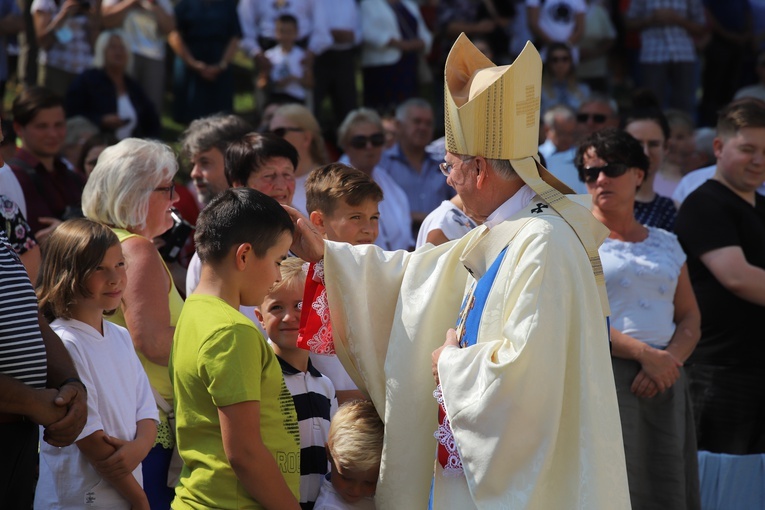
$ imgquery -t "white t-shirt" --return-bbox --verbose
[35,318,158,509]
[314,474,376,510]
[102,0,173,60]
[416,200,476,249]
[265,45,308,101]
[526,0,587,45]
[416,200,476,248]
[0,163,26,218]
[115,94,138,140]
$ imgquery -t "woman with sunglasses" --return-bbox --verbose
[82,139,184,509]
[268,103,329,216]
[623,101,678,231]
[338,107,413,250]
[541,42,590,113]
[575,128,701,509]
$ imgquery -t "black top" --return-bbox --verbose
[675,180,765,366]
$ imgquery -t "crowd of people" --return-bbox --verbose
[1,1,765,509]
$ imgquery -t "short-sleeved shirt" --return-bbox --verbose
[171,294,300,509]
[0,229,46,388]
[526,0,587,44]
[30,0,92,73]
[378,144,454,216]
[35,319,158,509]
[0,195,36,255]
[600,227,686,349]
[626,0,705,63]
[675,180,765,366]
[102,0,174,60]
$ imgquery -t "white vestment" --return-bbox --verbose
[323,197,630,509]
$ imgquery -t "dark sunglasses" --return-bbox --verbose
[579,163,630,183]
[576,113,608,124]
[349,133,386,149]
[270,127,304,137]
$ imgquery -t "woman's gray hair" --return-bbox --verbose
[337,108,383,149]
[92,29,133,71]
[82,138,178,230]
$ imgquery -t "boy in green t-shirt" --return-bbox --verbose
[170,188,301,510]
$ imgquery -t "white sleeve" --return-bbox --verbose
[237,0,261,56]
[185,252,202,296]
[52,326,105,441]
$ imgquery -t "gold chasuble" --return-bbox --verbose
[324,35,630,509]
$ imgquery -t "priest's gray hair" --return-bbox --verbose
[487,158,518,180]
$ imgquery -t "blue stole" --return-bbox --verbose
[456,247,508,348]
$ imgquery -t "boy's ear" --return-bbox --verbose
[254,308,265,327]
[234,243,252,271]
[309,210,327,234]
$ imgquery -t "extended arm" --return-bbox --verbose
[218,401,301,509]
[700,245,765,306]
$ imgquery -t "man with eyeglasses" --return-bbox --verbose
[288,34,629,509]
[338,107,413,250]
[379,97,454,237]
[575,94,620,140]
[8,86,85,242]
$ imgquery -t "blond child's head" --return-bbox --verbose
[326,400,384,504]
[255,257,306,351]
[305,163,383,246]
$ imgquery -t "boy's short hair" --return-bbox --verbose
[327,400,384,472]
[276,13,298,28]
[195,188,294,263]
[268,256,306,295]
[305,163,383,216]
[716,98,765,139]
[12,86,64,126]
[225,132,299,187]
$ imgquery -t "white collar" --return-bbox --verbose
[483,185,536,229]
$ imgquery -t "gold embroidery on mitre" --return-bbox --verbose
[444,34,542,160]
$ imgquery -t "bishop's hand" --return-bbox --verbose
[283,205,324,262]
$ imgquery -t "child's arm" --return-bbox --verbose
[76,421,156,510]
[219,401,301,510]
[91,418,157,479]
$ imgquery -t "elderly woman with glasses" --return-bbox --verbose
[82,138,183,509]
[575,128,701,509]
[338,107,412,250]
[268,103,329,215]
